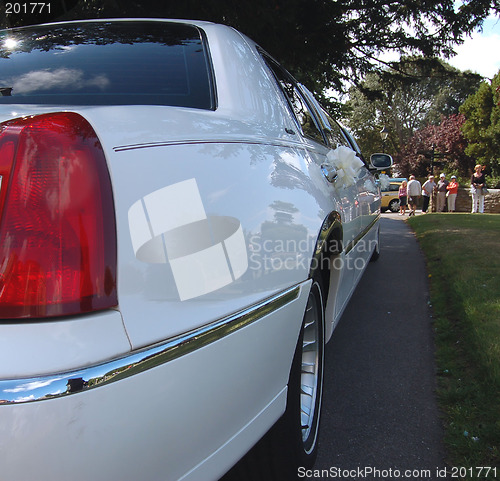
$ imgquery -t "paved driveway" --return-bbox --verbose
[313,214,448,479]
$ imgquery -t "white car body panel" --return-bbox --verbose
[0,18,385,480]
[0,310,130,378]
[0,283,308,481]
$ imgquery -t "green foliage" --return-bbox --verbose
[460,71,500,176]
[0,0,498,107]
[345,57,481,163]
[408,213,500,472]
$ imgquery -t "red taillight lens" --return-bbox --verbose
[0,112,117,319]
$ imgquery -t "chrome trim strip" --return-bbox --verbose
[0,285,301,405]
[113,138,303,152]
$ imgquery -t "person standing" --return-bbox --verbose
[421,175,436,213]
[471,164,486,213]
[436,173,449,212]
[407,175,421,216]
[398,180,408,215]
[446,176,459,212]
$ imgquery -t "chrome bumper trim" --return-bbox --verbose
[0,285,301,405]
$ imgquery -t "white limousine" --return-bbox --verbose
[0,19,391,481]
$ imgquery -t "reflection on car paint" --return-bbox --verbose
[128,178,248,300]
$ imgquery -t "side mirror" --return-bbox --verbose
[369,153,393,170]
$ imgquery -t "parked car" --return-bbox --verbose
[381,178,407,212]
[0,19,391,481]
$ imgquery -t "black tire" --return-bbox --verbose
[388,198,400,213]
[286,280,325,463]
[264,279,325,478]
[221,280,325,481]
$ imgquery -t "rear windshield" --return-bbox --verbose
[0,21,214,109]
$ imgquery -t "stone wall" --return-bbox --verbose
[453,188,500,213]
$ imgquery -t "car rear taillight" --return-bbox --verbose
[0,112,117,319]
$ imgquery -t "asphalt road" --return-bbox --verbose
[312,214,449,480]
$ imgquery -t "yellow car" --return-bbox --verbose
[381,178,407,212]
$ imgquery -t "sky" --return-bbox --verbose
[447,13,500,79]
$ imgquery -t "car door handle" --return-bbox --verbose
[321,163,338,183]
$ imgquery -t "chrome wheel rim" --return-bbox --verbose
[389,199,400,212]
[300,287,321,447]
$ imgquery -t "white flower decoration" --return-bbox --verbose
[326,146,365,187]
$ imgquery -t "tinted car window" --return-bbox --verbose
[320,109,350,149]
[261,54,325,145]
[0,21,214,109]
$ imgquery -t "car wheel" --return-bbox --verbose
[389,199,400,212]
[270,279,325,476]
[295,280,325,458]
[222,280,325,481]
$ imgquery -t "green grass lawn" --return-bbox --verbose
[407,213,500,476]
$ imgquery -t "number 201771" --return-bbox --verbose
[5,3,51,14]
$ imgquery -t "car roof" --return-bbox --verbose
[1,17,217,31]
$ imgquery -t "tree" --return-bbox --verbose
[345,58,481,157]
[435,114,474,176]
[1,0,498,106]
[396,124,438,178]
[396,114,473,178]
[460,70,500,177]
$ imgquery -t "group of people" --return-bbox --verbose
[396,165,487,215]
